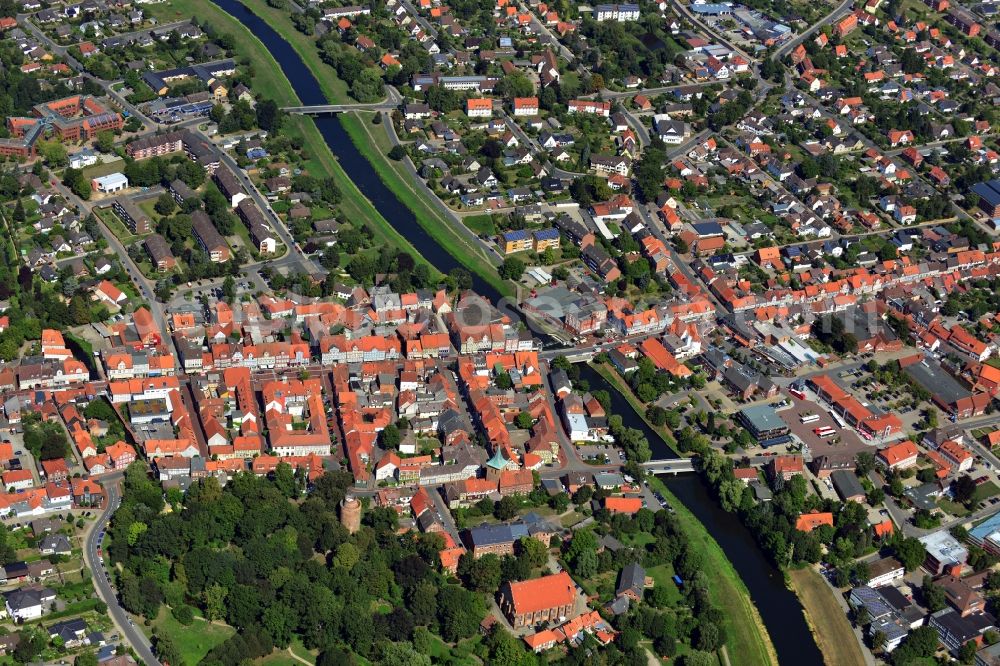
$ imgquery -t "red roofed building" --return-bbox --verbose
[638,338,691,377]
[939,440,973,472]
[768,455,803,481]
[795,511,834,532]
[499,571,577,628]
[40,458,69,483]
[604,496,644,514]
[877,440,919,470]
[874,520,894,539]
[498,468,534,496]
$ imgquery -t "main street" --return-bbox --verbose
[213,139,322,276]
[81,477,162,666]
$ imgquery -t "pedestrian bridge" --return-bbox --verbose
[641,458,697,475]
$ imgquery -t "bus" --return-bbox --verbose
[789,387,806,400]
[800,413,820,424]
[828,409,847,428]
[813,426,836,438]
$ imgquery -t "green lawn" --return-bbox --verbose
[95,207,139,244]
[646,563,683,606]
[648,477,778,666]
[465,214,496,236]
[289,638,316,664]
[151,609,235,666]
[422,634,481,666]
[79,159,125,181]
[138,199,163,222]
[974,481,1000,505]
[342,112,512,297]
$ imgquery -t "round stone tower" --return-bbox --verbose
[340,496,362,534]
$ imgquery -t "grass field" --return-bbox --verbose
[342,112,511,296]
[150,609,235,665]
[80,159,125,181]
[645,563,684,606]
[464,213,496,236]
[648,477,778,666]
[787,568,866,666]
[94,207,139,244]
[975,481,1000,504]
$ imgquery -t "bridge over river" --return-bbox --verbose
[641,458,697,475]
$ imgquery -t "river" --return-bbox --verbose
[208,1,820,661]
[578,365,823,664]
[211,0,503,303]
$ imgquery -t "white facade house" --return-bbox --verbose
[92,172,128,193]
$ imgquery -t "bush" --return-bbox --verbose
[172,604,195,625]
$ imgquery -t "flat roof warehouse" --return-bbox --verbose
[903,358,971,406]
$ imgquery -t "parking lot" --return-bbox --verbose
[781,390,870,462]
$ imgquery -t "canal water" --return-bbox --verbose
[210,1,822,661]
[211,0,503,303]
[577,365,823,663]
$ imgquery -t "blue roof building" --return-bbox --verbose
[533,228,560,241]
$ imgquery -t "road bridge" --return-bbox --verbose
[281,103,395,114]
[641,458,697,475]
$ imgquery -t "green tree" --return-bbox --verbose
[894,537,927,572]
[514,412,533,429]
[549,492,569,513]
[154,634,182,665]
[38,140,68,167]
[154,192,176,216]
[437,585,485,641]
[222,275,236,303]
[921,575,945,612]
[380,423,401,449]
[516,536,547,569]
[95,130,115,153]
[255,99,282,131]
[494,495,518,520]
[498,257,525,280]
[954,475,977,505]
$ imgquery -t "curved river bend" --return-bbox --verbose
[212,0,503,303]
[208,1,823,661]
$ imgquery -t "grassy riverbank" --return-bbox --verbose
[648,477,779,666]
[342,112,513,298]
[787,568,867,666]
[152,0,440,278]
[232,0,353,104]
[589,362,684,457]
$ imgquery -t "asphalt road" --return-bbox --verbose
[83,480,161,665]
